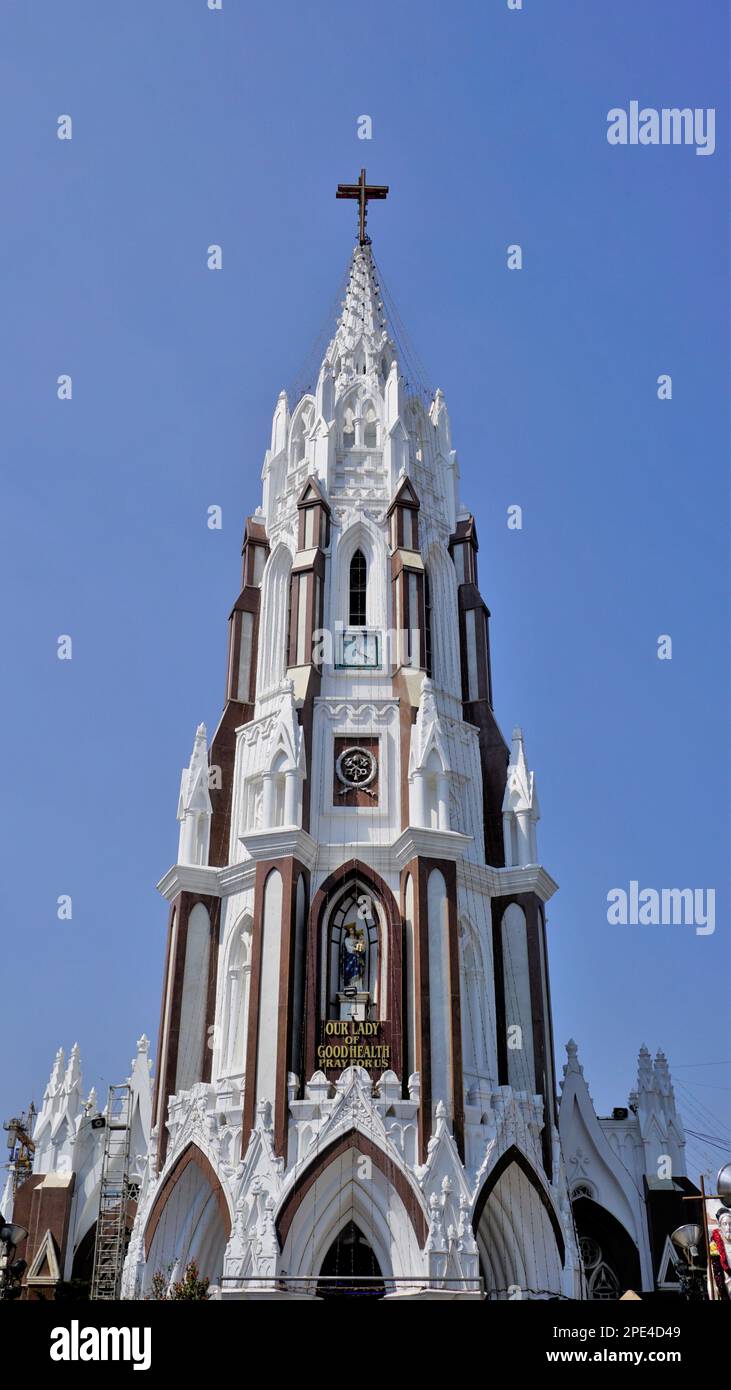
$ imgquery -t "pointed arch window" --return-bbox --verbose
[221,915,252,1078]
[349,549,367,626]
[342,407,355,449]
[363,407,378,448]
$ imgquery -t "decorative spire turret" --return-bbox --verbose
[177,723,212,866]
[502,727,540,866]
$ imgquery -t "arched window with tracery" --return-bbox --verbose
[349,549,367,626]
[580,1237,621,1300]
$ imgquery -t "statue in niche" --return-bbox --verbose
[340,920,366,991]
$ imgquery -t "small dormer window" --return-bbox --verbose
[349,550,367,626]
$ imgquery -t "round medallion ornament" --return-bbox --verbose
[336,746,377,789]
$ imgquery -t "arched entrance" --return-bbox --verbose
[316,1221,386,1299]
[278,1131,426,1288]
[572,1196,641,1298]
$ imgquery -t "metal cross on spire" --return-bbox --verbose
[336,168,389,245]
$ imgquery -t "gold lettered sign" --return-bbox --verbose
[317,1019,391,1071]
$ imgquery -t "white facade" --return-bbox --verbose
[121,236,584,1301]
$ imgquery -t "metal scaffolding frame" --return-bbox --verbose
[90,1084,133,1300]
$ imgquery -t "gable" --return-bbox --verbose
[27,1228,61,1285]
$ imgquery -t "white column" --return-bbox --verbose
[516,811,532,865]
[502,813,513,867]
[261,772,275,828]
[179,812,196,866]
[412,772,426,828]
[283,770,298,827]
[436,773,450,832]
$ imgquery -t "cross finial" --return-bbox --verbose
[336,168,389,245]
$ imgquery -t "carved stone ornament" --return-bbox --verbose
[335,745,377,789]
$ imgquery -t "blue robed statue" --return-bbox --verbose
[341,922,367,989]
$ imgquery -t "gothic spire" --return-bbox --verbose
[329,242,391,364]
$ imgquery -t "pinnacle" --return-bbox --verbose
[331,243,389,356]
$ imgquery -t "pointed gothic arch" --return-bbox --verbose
[316,1220,385,1297]
[459,914,490,1078]
[349,548,367,626]
[305,860,403,1081]
[334,516,385,633]
[473,1146,565,1299]
[176,902,211,1093]
[288,394,315,471]
[320,879,382,1020]
[143,1142,232,1291]
[219,911,253,1079]
[363,403,379,448]
[473,1144,565,1263]
[570,1193,641,1299]
[276,1128,427,1280]
[424,541,461,696]
[257,542,293,695]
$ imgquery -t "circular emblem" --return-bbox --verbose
[336,746,377,789]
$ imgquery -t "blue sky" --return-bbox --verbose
[1,1,728,1178]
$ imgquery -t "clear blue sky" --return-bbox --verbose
[1,1,728,1179]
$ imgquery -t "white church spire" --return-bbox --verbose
[320,240,395,408]
[332,242,389,356]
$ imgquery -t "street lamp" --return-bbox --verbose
[716,1163,731,1209]
[671,1223,707,1301]
[0,1217,29,1301]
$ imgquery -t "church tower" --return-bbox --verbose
[123,178,582,1300]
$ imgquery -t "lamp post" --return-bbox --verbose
[0,1218,29,1301]
[670,1223,707,1300]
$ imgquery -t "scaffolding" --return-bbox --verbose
[90,1084,133,1300]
